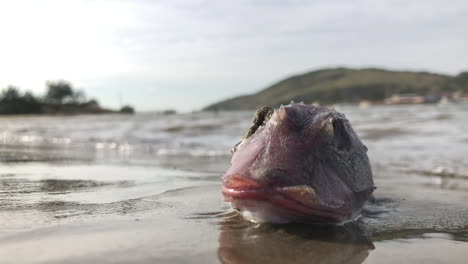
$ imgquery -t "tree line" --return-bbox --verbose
[0,80,134,115]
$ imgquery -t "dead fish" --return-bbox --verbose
[222,103,375,224]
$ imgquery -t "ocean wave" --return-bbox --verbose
[409,166,468,179]
[156,148,230,157]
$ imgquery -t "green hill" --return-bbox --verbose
[204,68,468,110]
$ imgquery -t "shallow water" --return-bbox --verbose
[1,104,468,263]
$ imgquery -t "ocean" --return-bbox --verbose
[1,103,468,263]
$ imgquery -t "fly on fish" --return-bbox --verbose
[222,103,375,224]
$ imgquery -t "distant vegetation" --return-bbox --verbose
[0,80,135,115]
[204,68,468,110]
[119,105,135,114]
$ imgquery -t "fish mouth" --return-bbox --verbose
[222,176,350,223]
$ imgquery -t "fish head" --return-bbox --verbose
[222,103,375,224]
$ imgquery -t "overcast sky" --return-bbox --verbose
[0,0,467,111]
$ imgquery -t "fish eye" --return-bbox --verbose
[231,106,274,154]
[245,106,274,139]
[332,118,351,150]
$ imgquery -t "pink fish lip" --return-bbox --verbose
[222,176,349,222]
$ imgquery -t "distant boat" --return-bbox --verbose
[438,96,449,105]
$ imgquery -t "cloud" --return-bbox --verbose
[0,0,467,111]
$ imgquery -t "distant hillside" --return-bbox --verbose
[204,68,468,110]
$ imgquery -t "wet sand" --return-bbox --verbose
[1,176,468,264]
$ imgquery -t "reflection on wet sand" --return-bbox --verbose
[218,213,374,264]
